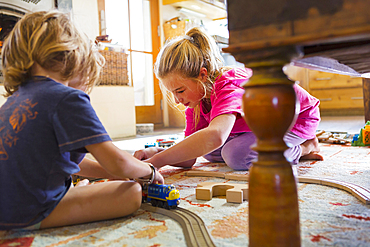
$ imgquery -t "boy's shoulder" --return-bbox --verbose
[25,77,87,99]
[11,77,90,111]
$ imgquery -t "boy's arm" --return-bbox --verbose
[84,141,164,183]
[75,157,123,180]
[146,113,236,168]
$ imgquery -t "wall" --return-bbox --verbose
[72,0,99,41]
[90,86,136,139]
[0,86,5,106]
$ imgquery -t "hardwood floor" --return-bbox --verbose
[318,115,365,134]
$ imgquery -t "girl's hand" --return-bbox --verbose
[134,147,165,160]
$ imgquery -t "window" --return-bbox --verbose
[105,0,154,106]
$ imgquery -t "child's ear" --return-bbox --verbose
[199,67,208,81]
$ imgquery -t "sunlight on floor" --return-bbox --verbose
[318,115,365,134]
[114,129,185,154]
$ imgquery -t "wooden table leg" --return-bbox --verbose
[362,78,370,122]
[240,54,301,246]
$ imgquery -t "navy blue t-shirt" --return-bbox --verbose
[0,77,111,230]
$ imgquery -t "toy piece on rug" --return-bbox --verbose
[316,130,352,144]
[352,121,370,146]
[196,182,248,203]
[142,183,181,209]
[145,136,179,148]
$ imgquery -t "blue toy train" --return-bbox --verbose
[142,183,180,209]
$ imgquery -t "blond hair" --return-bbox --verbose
[154,27,228,128]
[2,10,105,97]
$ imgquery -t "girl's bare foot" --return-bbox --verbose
[300,137,324,161]
[75,179,90,187]
[300,152,323,160]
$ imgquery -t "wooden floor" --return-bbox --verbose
[318,115,365,134]
[113,128,184,154]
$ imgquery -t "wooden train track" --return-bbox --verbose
[141,203,216,247]
[186,170,370,205]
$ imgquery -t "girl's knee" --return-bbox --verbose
[225,158,253,170]
[203,153,224,163]
[221,149,255,170]
[220,132,257,170]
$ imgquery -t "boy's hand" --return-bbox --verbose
[154,171,165,184]
[134,147,165,160]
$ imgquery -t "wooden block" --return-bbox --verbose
[196,182,248,203]
[196,187,213,200]
[196,182,233,200]
[226,186,249,203]
[315,130,325,137]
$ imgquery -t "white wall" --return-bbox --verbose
[72,0,99,41]
[0,86,5,106]
[89,86,136,139]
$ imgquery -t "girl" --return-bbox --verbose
[0,10,163,231]
[134,27,322,170]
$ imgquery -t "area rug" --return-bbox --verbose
[1,143,370,247]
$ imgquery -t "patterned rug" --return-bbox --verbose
[1,143,370,247]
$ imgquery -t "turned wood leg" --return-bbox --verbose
[363,78,370,122]
[243,64,301,246]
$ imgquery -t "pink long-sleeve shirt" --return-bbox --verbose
[184,68,320,140]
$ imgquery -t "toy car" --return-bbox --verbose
[144,136,179,149]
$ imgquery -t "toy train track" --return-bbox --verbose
[141,203,216,247]
[186,170,370,205]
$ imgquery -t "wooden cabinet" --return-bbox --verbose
[284,65,364,115]
[309,70,363,111]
